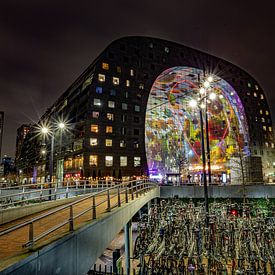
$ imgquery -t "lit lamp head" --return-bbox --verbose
[199,87,206,95]
[203,81,210,88]
[189,99,198,108]
[58,122,65,129]
[209,92,217,100]
[207,76,213,82]
[41,127,49,135]
[41,149,46,155]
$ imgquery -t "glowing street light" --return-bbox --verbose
[203,81,210,88]
[41,127,49,134]
[207,76,213,82]
[189,99,198,108]
[209,92,217,100]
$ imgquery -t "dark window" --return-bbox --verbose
[134,129,139,135]
[110,89,116,96]
[134,117,140,123]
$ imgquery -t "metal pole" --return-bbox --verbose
[124,220,132,275]
[49,135,54,200]
[205,106,212,184]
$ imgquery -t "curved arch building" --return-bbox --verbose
[18,36,275,184]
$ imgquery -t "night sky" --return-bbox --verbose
[1,1,275,158]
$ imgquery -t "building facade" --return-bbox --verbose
[17,37,275,184]
[0,112,4,160]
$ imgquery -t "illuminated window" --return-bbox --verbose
[106,126,113,133]
[74,155,83,169]
[64,158,73,169]
[255,85,259,90]
[266,110,269,115]
[260,110,263,114]
[120,156,127,167]
[121,114,127,122]
[94,98,101,106]
[73,140,83,151]
[89,155,98,167]
[134,157,141,167]
[98,74,105,82]
[134,105,140,112]
[96,87,103,94]
[107,113,114,121]
[125,91,128,98]
[253,92,257,97]
[139,83,144,90]
[110,89,116,96]
[271,143,274,148]
[134,141,139,148]
[102,62,109,70]
[260,94,264,99]
[126,80,130,87]
[248,82,251,88]
[122,103,127,110]
[92,111,99,118]
[269,126,272,132]
[108,101,115,108]
[120,140,126,147]
[263,126,267,131]
[105,139,112,147]
[117,66,121,73]
[265,142,269,147]
[164,47,169,53]
[105,156,113,167]
[90,138,98,146]
[262,117,265,123]
[91,124,99,133]
[113,77,119,85]
[130,69,134,76]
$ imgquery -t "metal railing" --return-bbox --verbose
[0,180,117,208]
[0,179,157,249]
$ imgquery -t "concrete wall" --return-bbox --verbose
[160,184,275,198]
[0,188,160,275]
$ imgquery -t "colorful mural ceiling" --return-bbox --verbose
[145,66,250,178]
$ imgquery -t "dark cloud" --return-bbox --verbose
[1,0,275,157]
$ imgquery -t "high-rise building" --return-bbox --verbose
[0,112,4,160]
[15,124,31,166]
[17,37,275,183]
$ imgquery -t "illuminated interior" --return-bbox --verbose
[145,66,250,183]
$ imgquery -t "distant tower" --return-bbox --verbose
[15,124,31,166]
[0,112,4,160]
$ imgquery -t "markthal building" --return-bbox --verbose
[18,36,275,184]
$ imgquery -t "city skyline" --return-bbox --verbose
[1,1,275,157]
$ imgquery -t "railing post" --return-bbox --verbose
[69,205,74,231]
[29,222,34,247]
[107,190,111,212]
[92,196,96,219]
[125,188,128,203]
[54,185,57,200]
[131,183,134,200]
[136,182,139,198]
[84,181,86,194]
[66,182,69,198]
[117,187,121,207]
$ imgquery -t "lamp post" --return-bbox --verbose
[40,121,67,199]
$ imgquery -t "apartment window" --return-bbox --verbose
[117,66,121,73]
[134,105,140,112]
[134,157,141,167]
[94,98,101,106]
[98,74,105,82]
[96,87,103,94]
[121,127,126,135]
[113,77,119,85]
[130,69,134,76]
[255,85,259,90]
[89,155,98,167]
[164,47,169,53]
[254,150,258,155]
[126,80,130,87]
[137,93,142,100]
[260,110,263,114]
[107,113,114,121]
[105,156,113,167]
[134,141,139,148]
[266,110,269,115]
[105,139,112,147]
[262,117,265,123]
[139,83,144,90]
[125,91,128,98]
[134,129,139,135]
[90,138,98,146]
[263,126,267,131]
[91,124,99,133]
[248,82,251,88]
[102,62,109,70]
[269,126,272,132]
[253,92,257,97]
[265,142,269,148]
[260,94,264,99]
[122,103,128,110]
[120,156,127,167]
[121,114,127,122]
[134,116,140,123]
[92,111,99,118]
[106,126,113,133]
[120,140,126,147]
[110,89,116,96]
[108,101,115,108]
[271,143,274,148]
